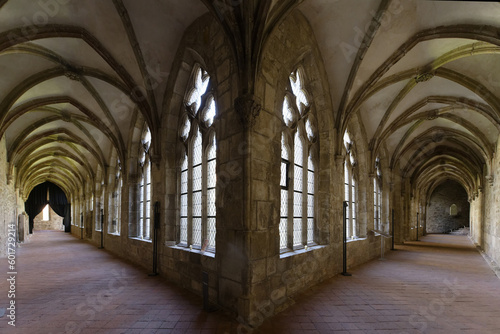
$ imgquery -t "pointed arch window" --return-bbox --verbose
[95,184,104,232]
[280,67,317,253]
[138,127,152,240]
[344,131,357,239]
[110,159,122,235]
[179,65,217,252]
[374,157,382,231]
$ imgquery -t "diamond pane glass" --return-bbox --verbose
[207,188,216,217]
[293,218,302,247]
[181,170,188,194]
[207,217,216,249]
[193,164,202,192]
[294,132,303,167]
[145,218,150,239]
[180,193,187,217]
[344,182,349,205]
[352,218,356,238]
[294,166,303,192]
[279,218,287,249]
[207,158,216,188]
[193,129,202,166]
[280,161,287,187]
[208,136,216,159]
[193,191,202,217]
[307,194,314,218]
[293,191,302,217]
[139,200,144,219]
[280,189,288,217]
[192,217,202,247]
[138,218,143,238]
[307,218,314,244]
[180,218,188,244]
[307,168,314,195]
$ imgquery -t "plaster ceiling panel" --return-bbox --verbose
[445,107,499,144]
[350,0,418,102]
[444,53,500,97]
[5,110,56,144]
[358,79,408,140]
[0,0,59,30]
[85,76,133,141]
[381,39,476,80]
[0,53,54,101]
[32,142,82,159]
[11,76,102,114]
[415,1,500,31]
[383,121,414,157]
[406,118,474,143]
[299,0,381,109]
[23,121,92,143]
[390,76,487,123]
[51,102,89,118]
[31,38,117,78]
[122,0,208,111]
[384,102,449,133]
[78,121,113,155]
[0,0,143,88]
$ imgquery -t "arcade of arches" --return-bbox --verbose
[0,0,499,327]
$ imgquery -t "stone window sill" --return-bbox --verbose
[280,244,326,259]
[168,244,216,258]
[347,237,367,243]
[129,237,152,243]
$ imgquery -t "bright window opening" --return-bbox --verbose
[42,204,50,221]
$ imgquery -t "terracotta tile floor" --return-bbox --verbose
[1,231,500,333]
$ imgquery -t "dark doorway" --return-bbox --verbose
[427,180,470,234]
[25,182,71,233]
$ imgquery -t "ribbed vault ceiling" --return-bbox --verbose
[301,0,500,200]
[0,0,498,204]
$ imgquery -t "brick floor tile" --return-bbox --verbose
[2,232,500,333]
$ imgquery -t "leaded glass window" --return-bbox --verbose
[374,157,382,231]
[344,130,357,239]
[178,64,217,253]
[138,126,152,240]
[280,67,317,252]
[110,165,122,235]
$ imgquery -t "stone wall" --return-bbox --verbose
[0,136,18,258]
[426,181,470,234]
[33,206,64,231]
[482,138,500,266]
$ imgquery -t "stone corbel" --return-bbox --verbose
[235,94,261,129]
[485,175,494,186]
[6,173,12,185]
[150,154,161,168]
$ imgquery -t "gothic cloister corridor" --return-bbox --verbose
[2,0,500,331]
[1,230,500,333]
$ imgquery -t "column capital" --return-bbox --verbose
[235,94,261,130]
